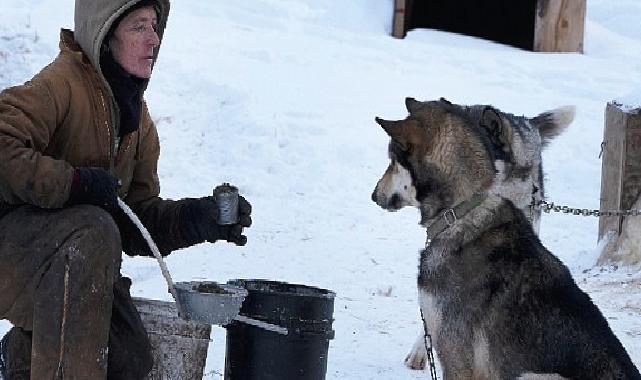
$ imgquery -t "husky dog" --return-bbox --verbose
[372,98,641,379]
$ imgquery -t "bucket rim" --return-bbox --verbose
[227,279,336,299]
[175,281,249,299]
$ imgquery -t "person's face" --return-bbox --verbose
[110,6,159,78]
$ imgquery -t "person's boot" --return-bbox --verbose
[0,327,32,380]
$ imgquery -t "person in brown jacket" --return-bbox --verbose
[0,0,252,378]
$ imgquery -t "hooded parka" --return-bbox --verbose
[0,0,170,211]
[0,0,204,258]
[0,0,211,378]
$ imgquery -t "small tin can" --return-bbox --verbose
[213,183,239,225]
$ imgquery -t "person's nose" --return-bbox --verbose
[146,29,160,47]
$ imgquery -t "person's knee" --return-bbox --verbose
[63,205,122,267]
[68,204,120,242]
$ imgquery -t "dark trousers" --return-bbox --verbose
[0,205,152,379]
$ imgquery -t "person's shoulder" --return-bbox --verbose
[35,30,95,87]
[32,56,100,107]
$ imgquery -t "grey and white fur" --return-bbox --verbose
[372,98,640,380]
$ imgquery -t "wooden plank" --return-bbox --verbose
[622,112,641,212]
[534,0,586,52]
[392,0,407,39]
[598,103,641,265]
[598,103,627,240]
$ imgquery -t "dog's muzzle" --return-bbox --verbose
[372,190,402,211]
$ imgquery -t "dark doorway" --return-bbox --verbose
[407,0,537,51]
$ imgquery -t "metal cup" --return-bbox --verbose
[213,183,239,225]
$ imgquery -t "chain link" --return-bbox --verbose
[533,200,641,218]
[420,308,439,380]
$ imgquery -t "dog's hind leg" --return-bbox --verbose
[517,374,568,380]
[404,332,428,370]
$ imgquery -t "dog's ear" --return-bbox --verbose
[405,97,422,115]
[531,106,575,147]
[480,107,511,148]
[375,117,423,150]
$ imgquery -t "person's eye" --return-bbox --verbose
[132,25,145,32]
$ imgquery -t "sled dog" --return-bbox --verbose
[372,98,641,379]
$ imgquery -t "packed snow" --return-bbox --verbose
[616,91,641,112]
[1,0,640,378]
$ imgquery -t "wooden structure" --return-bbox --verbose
[598,102,641,243]
[392,0,586,53]
[392,0,412,41]
[534,0,586,53]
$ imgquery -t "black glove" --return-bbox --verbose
[66,167,119,210]
[180,195,252,246]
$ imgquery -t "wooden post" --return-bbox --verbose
[598,102,641,242]
[392,0,408,39]
[534,0,586,53]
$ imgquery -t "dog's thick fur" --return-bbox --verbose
[372,98,640,379]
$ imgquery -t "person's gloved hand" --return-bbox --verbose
[181,195,252,246]
[66,167,119,210]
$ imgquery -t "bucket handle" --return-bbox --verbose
[233,315,288,335]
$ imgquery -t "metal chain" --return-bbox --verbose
[533,200,641,218]
[419,308,439,380]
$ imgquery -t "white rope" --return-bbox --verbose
[117,198,186,318]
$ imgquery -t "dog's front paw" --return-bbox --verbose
[404,333,428,370]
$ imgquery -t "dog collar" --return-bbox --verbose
[425,193,487,244]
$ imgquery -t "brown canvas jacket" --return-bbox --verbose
[0,0,169,209]
[0,30,157,208]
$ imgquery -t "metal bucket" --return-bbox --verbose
[174,281,247,325]
[133,298,211,380]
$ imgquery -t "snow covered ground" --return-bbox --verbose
[1,0,640,378]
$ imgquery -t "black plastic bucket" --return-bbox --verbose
[224,279,335,380]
